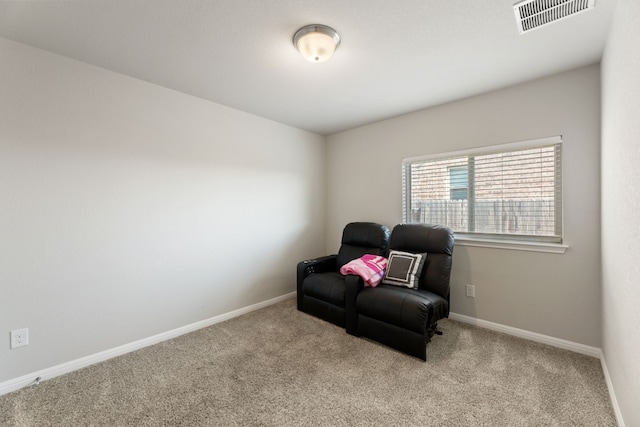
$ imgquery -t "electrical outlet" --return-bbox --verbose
[10,328,29,349]
[465,284,475,298]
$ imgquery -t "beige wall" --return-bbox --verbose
[0,37,326,382]
[601,0,640,424]
[326,64,601,347]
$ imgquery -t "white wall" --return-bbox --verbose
[326,65,602,347]
[0,37,326,383]
[601,0,640,424]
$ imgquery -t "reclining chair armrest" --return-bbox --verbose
[344,274,365,336]
[299,255,338,275]
[296,255,338,310]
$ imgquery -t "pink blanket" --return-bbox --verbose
[340,254,388,287]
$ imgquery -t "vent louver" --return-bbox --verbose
[514,0,595,33]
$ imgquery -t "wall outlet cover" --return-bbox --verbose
[10,328,29,349]
[465,284,476,298]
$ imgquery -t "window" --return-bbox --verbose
[449,166,469,200]
[403,136,563,244]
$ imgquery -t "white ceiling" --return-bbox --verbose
[0,0,616,135]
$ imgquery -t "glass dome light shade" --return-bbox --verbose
[293,24,340,63]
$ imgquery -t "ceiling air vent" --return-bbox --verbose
[514,0,595,34]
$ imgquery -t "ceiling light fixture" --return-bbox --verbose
[293,24,340,63]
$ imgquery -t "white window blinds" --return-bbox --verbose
[403,136,563,243]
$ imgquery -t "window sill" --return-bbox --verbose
[454,236,568,254]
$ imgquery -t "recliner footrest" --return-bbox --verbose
[356,285,447,334]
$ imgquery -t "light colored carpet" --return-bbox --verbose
[0,298,616,426]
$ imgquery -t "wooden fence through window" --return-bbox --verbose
[409,199,556,236]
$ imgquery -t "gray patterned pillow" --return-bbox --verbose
[381,250,426,289]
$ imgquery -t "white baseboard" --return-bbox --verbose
[448,312,625,426]
[448,312,601,357]
[0,292,295,397]
[599,352,626,427]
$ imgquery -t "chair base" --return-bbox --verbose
[358,315,439,361]
[300,296,345,328]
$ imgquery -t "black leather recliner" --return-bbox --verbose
[297,222,390,329]
[348,223,454,360]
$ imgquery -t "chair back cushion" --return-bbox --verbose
[336,222,390,269]
[388,224,454,299]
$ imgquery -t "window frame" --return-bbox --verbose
[402,135,568,254]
